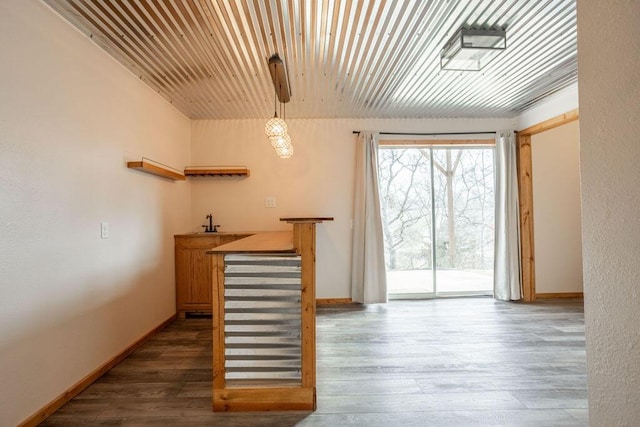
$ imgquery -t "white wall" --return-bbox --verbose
[578,1,640,425]
[191,118,514,299]
[516,82,579,130]
[0,2,191,425]
[531,121,583,294]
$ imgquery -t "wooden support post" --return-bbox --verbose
[517,133,536,301]
[212,254,226,392]
[295,222,317,409]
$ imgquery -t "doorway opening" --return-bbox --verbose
[378,144,495,298]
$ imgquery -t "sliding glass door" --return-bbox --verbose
[378,146,494,297]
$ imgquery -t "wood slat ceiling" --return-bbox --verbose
[44,0,577,120]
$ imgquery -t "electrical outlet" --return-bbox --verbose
[265,196,276,208]
[101,222,109,239]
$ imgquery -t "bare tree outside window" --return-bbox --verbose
[378,146,495,295]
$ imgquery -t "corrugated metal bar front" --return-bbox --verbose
[223,254,302,384]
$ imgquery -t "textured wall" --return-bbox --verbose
[532,121,583,294]
[577,1,640,424]
[190,117,515,298]
[0,2,191,425]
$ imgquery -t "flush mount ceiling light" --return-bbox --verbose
[440,28,506,71]
[264,53,294,158]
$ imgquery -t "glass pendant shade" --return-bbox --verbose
[264,115,288,137]
[275,142,294,159]
[269,134,291,149]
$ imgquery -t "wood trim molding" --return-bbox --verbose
[518,109,579,136]
[316,298,353,305]
[516,109,579,303]
[536,292,584,299]
[19,313,177,427]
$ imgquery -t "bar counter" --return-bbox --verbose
[206,218,332,412]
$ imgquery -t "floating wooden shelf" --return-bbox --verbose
[127,158,185,180]
[184,166,250,177]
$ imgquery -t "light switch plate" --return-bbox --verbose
[265,196,276,208]
[101,222,109,239]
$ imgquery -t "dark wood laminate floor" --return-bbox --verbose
[41,298,588,426]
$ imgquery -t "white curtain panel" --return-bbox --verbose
[351,132,388,304]
[494,130,522,301]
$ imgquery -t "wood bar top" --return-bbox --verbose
[174,231,255,238]
[280,217,334,223]
[206,231,295,254]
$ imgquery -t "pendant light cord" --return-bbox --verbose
[272,62,277,118]
[279,83,282,118]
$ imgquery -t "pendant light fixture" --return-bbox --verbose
[270,133,291,149]
[275,143,294,159]
[265,117,287,138]
[264,93,287,138]
[265,54,293,158]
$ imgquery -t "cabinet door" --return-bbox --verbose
[175,234,252,314]
[176,248,212,307]
[186,248,212,304]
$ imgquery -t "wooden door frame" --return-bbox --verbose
[516,109,579,301]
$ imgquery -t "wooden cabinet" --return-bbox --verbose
[175,233,250,317]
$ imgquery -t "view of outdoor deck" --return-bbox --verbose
[387,269,493,296]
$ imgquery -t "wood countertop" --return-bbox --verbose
[174,231,256,237]
[280,217,334,223]
[206,231,295,254]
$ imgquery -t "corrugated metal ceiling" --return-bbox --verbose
[43,0,577,119]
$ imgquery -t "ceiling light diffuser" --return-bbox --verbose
[440,28,506,71]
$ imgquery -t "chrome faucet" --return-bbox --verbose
[202,213,220,233]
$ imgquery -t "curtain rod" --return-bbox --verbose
[352,131,500,136]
